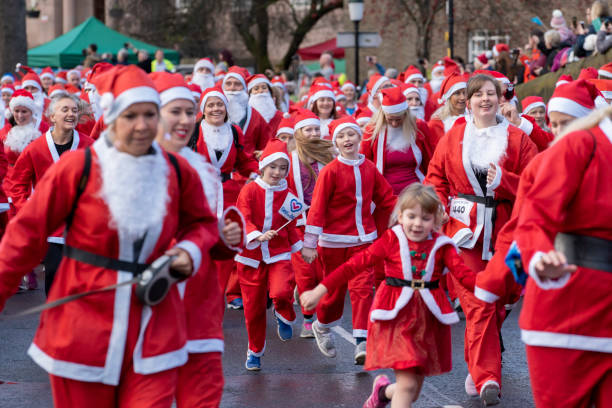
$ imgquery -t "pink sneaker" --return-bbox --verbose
[363,374,390,408]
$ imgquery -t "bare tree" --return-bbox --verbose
[0,0,27,74]
[396,0,445,60]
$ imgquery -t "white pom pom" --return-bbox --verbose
[99,92,114,111]
[552,9,562,18]
[15,63,21,71]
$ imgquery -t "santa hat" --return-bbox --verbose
[9,89,38,114]
[65,84,81,95]
[214,70,226,83]
[598,62,612,79]
[476,53,488,65]
[547,79,599,118]
[334,88,346,101]
[21,73,43,92]
[431,60,445,76]
[366,74,390,96]
[492,43,510,57]
[587,79,612,104]
[193,58,215,74]
[48,84,68,98]
[80,90,91,104]
[555,74,574,87]
[271,76,286,90]
[94,65,160,125]
[1,83,15,96]
[438,73,466,104]
[276,114,295,137]
[329,116,362,145]
[55,71,68,84]
[294,109,320,131]
[442,57,460,77]
[578,67,598,80]
[247,74,272,93]
[474,69,510,86]
[222,66,249,90]
[40,67,55,81]
[150,72,194,107]
[521,96,546,115]
[402,83,422,102]
[84,62,114,92]
[403,66,425,84]
[67,69,81,80]
[187,83,202,100]
[199,86,229,115]
[307,85,335,109]
[341,81,356,92]
[258,139,290,170]
[1,73,14,84]
[312,77,333,88]
[379,87,408,114]
[550,9,566,29]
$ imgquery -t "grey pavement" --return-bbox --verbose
[0,281,534,407]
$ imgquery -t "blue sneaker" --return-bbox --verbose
[276,316,293,341]
[245,353,261,371]
[227,298,243,310]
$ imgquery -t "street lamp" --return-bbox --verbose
[348,0,364,89]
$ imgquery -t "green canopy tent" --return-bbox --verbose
[27,17,179,68]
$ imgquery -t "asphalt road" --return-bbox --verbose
[0,278,534,408]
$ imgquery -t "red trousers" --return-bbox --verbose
[526,345,612,408]
[237,260,296,355]
[175,352,224,408]
[216,259,241,303]
[316,245,373,337]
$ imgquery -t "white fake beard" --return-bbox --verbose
[225,90,248,124]
[418,87,429,103]
[386,125,410,152]
[192,73,215,91]
[33,92,45,111]
[249,93,277,122]
[97,139,170,241]
[179,146,220,213]
[430,77,443,93]
[201,121,233,152]
[5,122,40,153]
[409,106,425,120]
[89,91,103,121]
[465,122,508,174]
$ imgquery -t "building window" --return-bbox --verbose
[468,30,510,61]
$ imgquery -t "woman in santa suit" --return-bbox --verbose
[8,93,93,295]
[0,65,218,408]
[196,86,258,310]
[424,73,537,404]
[427,72,467,149]
[307,84,342,139]
[247,74,283,138]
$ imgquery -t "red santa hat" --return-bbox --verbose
[94,65,160,125]
[80,90,91,104]
[555,74,574,87]
[307,85,336,109]
[258,138,290,170]
[521,96,546,115]
[193,58,215,74]
[199,85,229,115]
[150,72,194,107]
[9,89,38,114]
[402,83,422,102]
[476,53,488,65]
[48,84,68,98]
[65,84,81,95]
[247,74,272,93]
[474,70,510,86]
[587,79,612,102]
[271,75,286,90]
[84,62,114,92]
[442,57,461,77]
[403,66,425,84]
[222,66,249,90]
[40,67,55,81]
[492,43,510,57]
[547,79,599,118]
[55,71,68,84]
[294,109,320,131]
[438,72,466,104]
[276,114,295,137]
[187,83,202,100]
[1,73,15,84]
[598,62,612,79]
[578,67,598,80]
[366,74,390,96]
[329,115,362,144]
[312,77,333,88]
[431,60,445,76]
[341,81,356,92]
[334,88,346,101]
[21,73,43,92]
[1,83,15,96]
[379,87,408,114]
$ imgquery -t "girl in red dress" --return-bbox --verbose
[301,183,475,408]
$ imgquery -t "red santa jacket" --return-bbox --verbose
[515,118,612,353]
[89,116,106,140]
[0,139,218,385]
[305,154,396,246]
[239,106,271,154]
[235,177,302,268]
[287,150,326,227]
[0,120,50,166]
[323,227,475,324]
[425,119,537,260]
[360,119,433,182]
[268,110,283,135]
[516,114,554,152]
[427,114,465,149]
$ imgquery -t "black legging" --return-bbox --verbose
[43,243,63,295]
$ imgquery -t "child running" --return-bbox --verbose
[301,183,476,407]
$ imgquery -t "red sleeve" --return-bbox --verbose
[494,132,538,201]
[0,138,7,183]
[359,130,375,162]
[89,116,105,140]
[442,245,476,291]
[522,115,554,152]
[7,147,35,212]
[423,133,451,208]
[321,230,391,292]
[236,184,261,247]
[416,119,433,173]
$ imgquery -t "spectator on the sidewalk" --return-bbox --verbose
[151,49,175,73]
[596,18,612,53]
[550,9,576,44]
[319,51,335,80]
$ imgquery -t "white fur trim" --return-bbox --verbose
[518,116,534,136]
[341,82,356,91]
[381,101,408,114]
[9,95,37,113]
[294,117,320,131]
[305,225,323,235]
[405,73,425,83]
[175,240,202,273]
[246,230,263,250]
[276,126,294,136]
[291,240,303,253]
[598,69,612,79]
[332,122,362,143]
[103,86,160,124]
[40,72,55,81]
[521,330,612,353]
[307,89,335,109]
[259,151,290,170]
[234,254,260,268]
[160,86,195,107]
[371,76,389,98]
[275,310,296,325]
[439,81,466,104]
[28,343,107,384]
[547,97,592,118]
[247,76,272,92]
[186,338,224,354]
[474,286,500,303]
[527,251,572,289]
[523,102,546,115]
[486,164,502,190]
[247,343,266,357]
[193,59,215,75]
[223,72,246,90]
[21,79,42,91]
[200,90,229,114]
[353,329,367,338]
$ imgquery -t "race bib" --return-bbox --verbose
[449,198,473,227]
[278,192,308,221]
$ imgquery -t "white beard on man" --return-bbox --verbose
[96,136,170,241]
[225,90,249,125]
[192,73,216,92]
[409,105,425,120]
[32,91,46,111]
[5,122,41,153]
[386,124,411,152]
[249,92,277,123]
[465,121,508,175]
[430,77,444,94]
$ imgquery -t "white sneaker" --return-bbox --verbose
[480,381,501,406]
[464,373,478,397]
[312,320,336,358]
[354,341,367,365]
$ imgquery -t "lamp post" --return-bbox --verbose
[348,0,364,88]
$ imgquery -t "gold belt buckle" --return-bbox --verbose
[410,279,426,290]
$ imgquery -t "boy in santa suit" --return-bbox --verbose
[248,74,283,139]
[0,64,218,407]
[302,116,396,364]
[235,139,303,371]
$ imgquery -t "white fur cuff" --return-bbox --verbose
[528,251,572,290]
[175,240,202,273]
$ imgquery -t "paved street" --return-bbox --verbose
[0,277,534,407]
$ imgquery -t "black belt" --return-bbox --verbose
[458,193,498,208]
[554,233,612,273]
[221,172,232,183]
[385,277,439,290]
[63,245,150,275]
